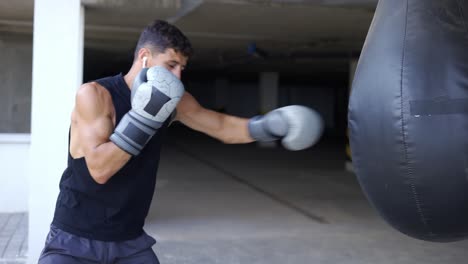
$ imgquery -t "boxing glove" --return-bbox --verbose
[248,105,324,151]
[110,66,184,155]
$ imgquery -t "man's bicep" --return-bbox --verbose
[74,84,113,152]
[175,92,223,133]
[175,92,252,144]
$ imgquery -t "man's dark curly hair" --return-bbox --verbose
[134,20,193,60]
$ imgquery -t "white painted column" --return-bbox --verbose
[346,58,359,172]
[258,72,279,148]
[29,0,84,263]
[214,78,228,111]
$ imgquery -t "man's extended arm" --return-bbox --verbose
[175,92,254,144]
[175,92,324,150]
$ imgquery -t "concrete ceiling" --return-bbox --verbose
[0,0,377,73]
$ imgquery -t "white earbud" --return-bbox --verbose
[142,57,148,68]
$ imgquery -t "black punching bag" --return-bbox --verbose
[349,0,468,242]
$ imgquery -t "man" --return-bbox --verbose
[38,20,323,264]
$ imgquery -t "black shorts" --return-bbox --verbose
[38,225,159,264]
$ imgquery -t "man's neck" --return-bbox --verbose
[123,65,141,90]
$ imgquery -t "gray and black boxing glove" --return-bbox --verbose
[110,66,184,155]
[248,105,324,151]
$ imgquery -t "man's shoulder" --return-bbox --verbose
[75,82,114,113]
[77,82,106,98]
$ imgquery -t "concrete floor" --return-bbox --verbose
[145,127,468,264]
[0,213,27,264]
[2,127,467,264]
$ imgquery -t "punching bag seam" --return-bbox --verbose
[399,0,431,234]
[455,0,467,32]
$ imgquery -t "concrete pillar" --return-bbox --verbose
[214,78,228,112]
[259,72,279,113]
[346,58,359,172]
[29,0,84,262]
[258,72,279,148]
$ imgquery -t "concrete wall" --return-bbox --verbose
[186,79,260,118]
[286,84,336,130]
[226,82,259,118]
[0,35,33,212]
[0,134,30,212]
[187,77,338,129]
[0,35,33,133]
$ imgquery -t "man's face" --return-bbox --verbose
[147,48,188,80]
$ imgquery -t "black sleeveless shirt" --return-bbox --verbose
[52,74,168,241]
